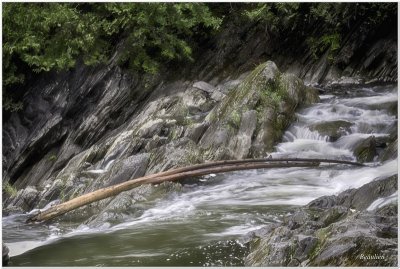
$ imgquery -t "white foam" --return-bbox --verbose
[341,92,398,106]
[85,169,106,174]
[7,241,45,257]
[367,191,398,211]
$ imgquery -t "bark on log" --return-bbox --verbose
[27,158,362,223]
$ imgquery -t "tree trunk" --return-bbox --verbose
[27,158,362,223]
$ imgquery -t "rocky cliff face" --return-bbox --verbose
[2,10,397,266]
[3,15,396,194]
[185,15,397,86]
[3,12,397,213]
[2,60,318,217]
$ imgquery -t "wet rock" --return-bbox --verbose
[353,136,377,162]
[9,186,39,212]
[261,61,279,81]
[308,195,338,209]
[182,88,214,114]
[200,61,319,159]
[216,75,247,94]
[146,138,203,174]
[3,9,397,208]
[137,119,165,138]
[2,205,24,217]
[105,154,150,186]
[309,175,397,212]
[37,178,64,207]
[85,181,182,227]
[311,206,348,228]
[329,76,364,86]
[380,138,398,162]
[210,90,226,102]
[250,107,280,157]
[3,61,319,217]
[337,175,397,211]
[200,126,232,150]
[244,175,398,267]
[184,123,209,144]
[228,110,257,159]
[193,81,217,94]
[144,135,169,151]
[376,203,397,217]
[245,226,294,266]
[309,120,353,141]
[310,213,397,266]
[293,235,318,261]
[84,185,153,227]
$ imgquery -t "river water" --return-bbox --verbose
[3,84,398,266]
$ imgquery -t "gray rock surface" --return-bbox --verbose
[380,138,398,162]
[2,61,318,219]
[309,120,353,141]
[3,7,396,214]
[353,136,377,163]
[7,186,39,212]
[244,175,398,267]
[193,81,217,94]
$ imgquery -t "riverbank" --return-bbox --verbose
[3,81,397,266]
[244,171,398,266]
[2,3,397,266]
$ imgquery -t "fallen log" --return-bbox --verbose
[27,158,362,223]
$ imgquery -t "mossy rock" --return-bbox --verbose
[380,138,398,162]
[353,136,377,163]
[201,61,319,159]
[309,120,354,141]
[245,175,398,267]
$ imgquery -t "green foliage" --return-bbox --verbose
[3,95,23,112]
[2,2,395,112]
[96,3,221,73]
[307,34,341,60]
[245,3,300,35]
[48,154,57,162]
[245,3,397,59]
[3,2,221,110]
[3,182,18,197]
[228,110,241,130]
[3,3,106,83]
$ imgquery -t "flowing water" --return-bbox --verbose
[3,84,398,266]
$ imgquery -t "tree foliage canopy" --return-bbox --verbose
[3,3,221,89]
[2,2,396,111]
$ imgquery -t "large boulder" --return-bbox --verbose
[244,175,398,267]
[7,186,39,212]
[380,138,398,162]
[309,120,354,141]
[199,61,319,159]
[353,136,377,163]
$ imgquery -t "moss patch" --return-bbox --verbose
[3,182,17,197]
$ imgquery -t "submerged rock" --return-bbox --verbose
[353,136,377,163]
[244,175,398,266]
[380,138,398,162]
[309,120,353,141]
